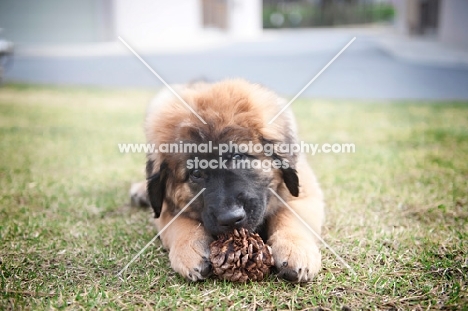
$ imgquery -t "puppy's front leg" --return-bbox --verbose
[267,200,322,282]
[268,160,325,282]
[155,207,213,281]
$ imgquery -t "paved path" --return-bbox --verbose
[5,29,468,100]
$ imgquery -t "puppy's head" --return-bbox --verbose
[146,80,299,236]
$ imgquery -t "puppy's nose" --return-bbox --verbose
[217,208,246,227]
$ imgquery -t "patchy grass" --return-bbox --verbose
[0,84,467,310]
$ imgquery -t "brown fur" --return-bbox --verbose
[130,79,324,282]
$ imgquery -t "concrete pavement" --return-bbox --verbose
[4,27,468,100]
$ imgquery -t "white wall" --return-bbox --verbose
[228,0,262,38]
[114,0,202,47]
[439,0,468,46]
[393,0,407,34]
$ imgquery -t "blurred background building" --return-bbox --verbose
[2,0,467,45]
[0,0,262,45]
[395,0,468,45]
[0,0,467,99]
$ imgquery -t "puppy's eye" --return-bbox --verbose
[190,169,202,179]
[232,153,243,161]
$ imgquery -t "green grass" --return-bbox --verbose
[1,84,467,310]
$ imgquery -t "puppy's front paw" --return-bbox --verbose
[268,233,321,282]
[169,237,213,281]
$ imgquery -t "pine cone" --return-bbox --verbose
[209,228,274,282]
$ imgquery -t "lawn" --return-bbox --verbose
[0,84,467,310]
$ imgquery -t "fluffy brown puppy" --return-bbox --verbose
[130,79,324,282]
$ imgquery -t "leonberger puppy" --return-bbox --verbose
[130,79,324,282]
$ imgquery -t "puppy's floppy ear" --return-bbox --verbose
[270,151,299,197]
[262,138,299,196]
[146,160,168,218]
[281,166,299,197]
